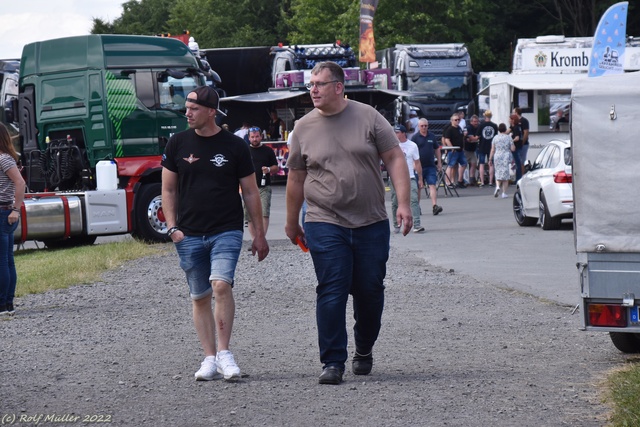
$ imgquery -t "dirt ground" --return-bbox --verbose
[0,240,621,426]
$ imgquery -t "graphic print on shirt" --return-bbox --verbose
[210,154,229,167]
[183,154,200,164]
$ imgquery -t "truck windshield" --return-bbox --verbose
[406,75,470,101]
[159,75,200,111]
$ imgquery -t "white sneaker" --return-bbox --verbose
[501,193,509,198]
[195,356,222,381]
[216,350,241,381]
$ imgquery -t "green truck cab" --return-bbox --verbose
[15,34,208,244]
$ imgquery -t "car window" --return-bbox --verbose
[533,145,551,170]
[547,145,560,169]
[564,147,572,166]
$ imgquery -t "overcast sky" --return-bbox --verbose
[0,0,124,59]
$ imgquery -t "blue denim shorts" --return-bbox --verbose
[447,150,468,167]
[422,166,437,186]
[174,230,243,300]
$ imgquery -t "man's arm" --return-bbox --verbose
[161,167,181,240]
[380,146,413,235]
[284,168,307,244]
[239,174,269,261]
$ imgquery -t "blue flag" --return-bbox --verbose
[588,2,628,77]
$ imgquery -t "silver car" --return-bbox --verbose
[513,139,573,230]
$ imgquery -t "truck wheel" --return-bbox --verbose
[43,235,98,249]
[609,332,640,353]
[132,183,170,243]
[539,192,561,230]
[513,189,537,226]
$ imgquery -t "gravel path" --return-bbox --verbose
[0,240,620,426]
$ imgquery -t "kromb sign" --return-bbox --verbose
[523,48,590,71]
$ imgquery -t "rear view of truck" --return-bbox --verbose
[572,71,640,353]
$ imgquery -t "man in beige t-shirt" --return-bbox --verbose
[285,61,412,385]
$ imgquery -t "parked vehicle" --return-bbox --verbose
[11,34,211,246]
[512,138,573,230]
[573,71,640,353]
[377,43,475,141]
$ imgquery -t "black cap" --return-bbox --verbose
[186,86,227,116]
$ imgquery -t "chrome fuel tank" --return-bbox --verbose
[14,195,84,242]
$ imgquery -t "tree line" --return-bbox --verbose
[92,0,640,72]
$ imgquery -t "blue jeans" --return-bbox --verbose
[0,210,19,306]
[174,230,243,300]
[304,220,390,370]
[513,147,523,181]
[521,144,529,166]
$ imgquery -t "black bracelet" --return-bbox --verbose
[167,226,179,236]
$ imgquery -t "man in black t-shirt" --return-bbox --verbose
[442,113,468,188]
[161,86,269,383]
[245,127,279,240]
[477,110,498,187]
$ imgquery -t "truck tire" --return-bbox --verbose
[539,192,561,230]
[42,235,98,249]
[609,332,640,353]
[513,189,537,226]
[132,183,170,243]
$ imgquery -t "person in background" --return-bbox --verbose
[245,127,279,240]
[0,123,25,316]
[234,122,251,143]
[442,113,467,188]
[161,86,269,382]
[477,110,498,187]
[405,110,419,140]
[285,61,412,385]
[508,114,523,182]
[411,118,443,215]
[390,124,424,233]
[268,110,285,141]
[464,115,480,186]
[489,123,515,199]
[514,107,529,172]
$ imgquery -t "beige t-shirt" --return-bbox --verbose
[288,100,398,228]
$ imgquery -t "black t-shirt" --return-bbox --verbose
[477,121,498,154]
[249,144,278,187]
[161,128,255,236]
[510,124,523,150]
[443,125,464,149]
[465,124,479,152]
[519,116,530,145]
[412,131,439,168]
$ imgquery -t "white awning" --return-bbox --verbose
[220,90,308,103]
[477,73,588,96]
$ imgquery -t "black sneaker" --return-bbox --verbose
[432,205,443,216]
[318,366,344,384]
[352,351,373,375]
[0,304,7,316]
[457,181,467,188]
[6,303,14,316]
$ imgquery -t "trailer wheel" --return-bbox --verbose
[513,190,537,226]
[609,332,640,353]
[132,183,170,243]
[539,192,561,230]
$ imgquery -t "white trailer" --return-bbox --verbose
[572,71,640,353]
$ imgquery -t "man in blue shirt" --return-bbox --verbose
[412,118,443,215]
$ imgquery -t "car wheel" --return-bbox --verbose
[610,332,640,353]
[539,192,561,230]
[513,189,537,226]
